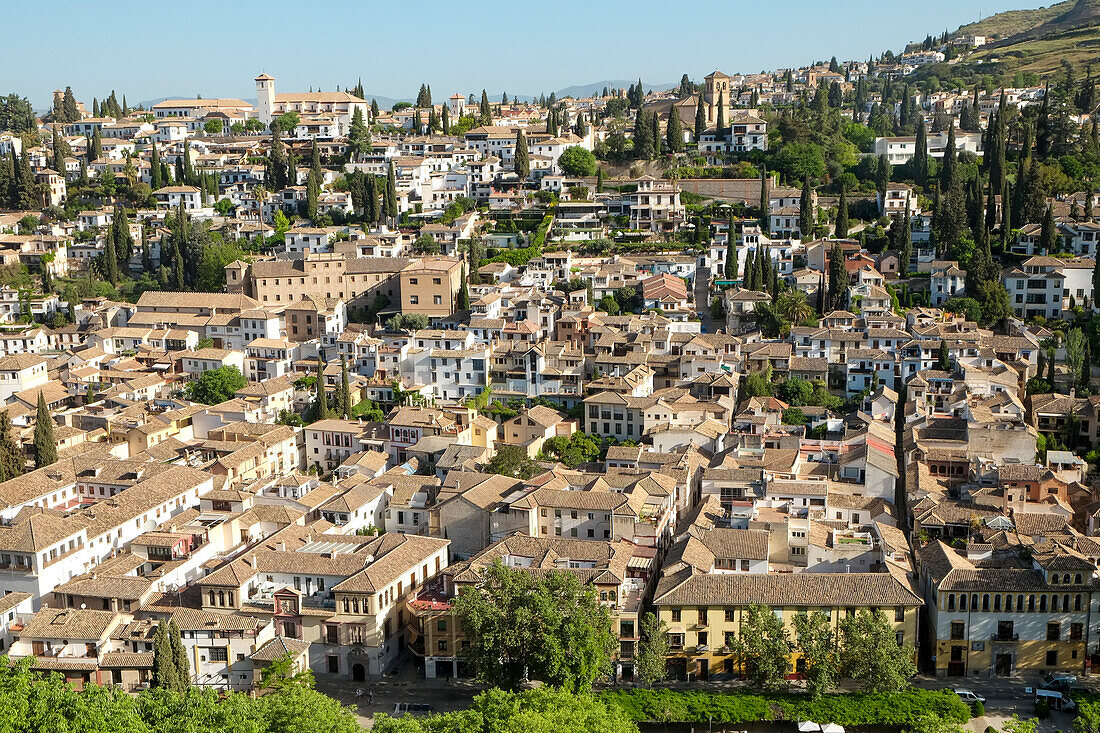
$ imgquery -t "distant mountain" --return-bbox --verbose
[552,80,676,99]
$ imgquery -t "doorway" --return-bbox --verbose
[352,663,365,681]
[995,654,1012,676]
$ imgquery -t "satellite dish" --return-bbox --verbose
[80,603,87,609]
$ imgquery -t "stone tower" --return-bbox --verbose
[255,73,275,126]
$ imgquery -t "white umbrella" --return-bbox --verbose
[798,723,821,732]
[822,724,845,733]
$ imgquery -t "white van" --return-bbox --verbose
[1035,688,1076,711]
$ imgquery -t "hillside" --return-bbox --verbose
[954,1,1072,40]
[959,0,1100,77]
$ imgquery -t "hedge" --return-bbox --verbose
[599,689,970,727]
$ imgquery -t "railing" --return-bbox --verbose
[991,632,1020,641]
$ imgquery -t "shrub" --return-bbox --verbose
[973,700,985,717]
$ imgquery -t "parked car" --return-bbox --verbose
[393,703,434,716]
[1043,672,1077,685]
[1035,688,1076,712]
[953,689,986,704]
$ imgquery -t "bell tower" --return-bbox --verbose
[255,73,275,126]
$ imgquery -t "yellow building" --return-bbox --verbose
[919,540,1096,678]
[653,570,921,680]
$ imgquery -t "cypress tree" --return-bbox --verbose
[914,116,928,188]
[514,130,529,179]
[316,356,329,419]
[1039,204,1057,254]
[1001,182,1012,247]
[835,185,849,238]
[899,203,912,276]
[938,340,950,371]
[828,241,848,311]
[150,142,162,190]
[142,225,153,272]
[876,153,891,201]
[479,90,491,124]
[650,111,660,156]
[339,357,353,419]
[759,167,769,233]
[596,167,604,192]
[694,92,706,140]
[33,392,56,468]
[633,106,650,159]
[90,127,102,160]
[441,104,450,134]
[716,90,725,131]
[666,109,683,152]
[168,620,190,691]
[306,167,320,221]
[0,411,23,481]
[725,237,737,280]
[151,623,178,691]
[798,177,813,239]
[103,217,119,285]
[385,162,398,220]
[457,266,470,310]
[817,273,827,315]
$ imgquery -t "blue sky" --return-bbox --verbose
[7,0,1032,108]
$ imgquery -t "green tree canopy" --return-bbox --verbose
[452,561,616,690]
[558,146,598,177]
[184,366,247,405]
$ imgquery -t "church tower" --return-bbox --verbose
[255,73,275,126]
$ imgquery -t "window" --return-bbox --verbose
[950,621,965,640]
[1046,650,1058,666]
[895,607,905,622]
[1047,622,1061,641]
[671,608,681,622]
[209,647,228,663]
[1071,623,1084,641]
[725,608,736,622]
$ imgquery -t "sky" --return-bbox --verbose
[5,0,1038,109]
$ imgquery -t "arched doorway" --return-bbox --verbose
[352,664,365,682]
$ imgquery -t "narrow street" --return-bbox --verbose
[695,265,721,333]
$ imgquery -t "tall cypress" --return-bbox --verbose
[168,620,190,690]
[316,355,330,419]
[151,623,178,691]
[514,130,529,179]
[694,92,706,140]
[914,116,928,189]
[798,177,813,239]
[666,108,683,152]
[339,358,353,419]
[33,392,57,468]
[835,185,849,238]
[759,167,769,233]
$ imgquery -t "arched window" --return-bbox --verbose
[993,595,1001,612]
[1028,595,1036,612]
[1040,595,1048,612]
[343,598,349,613]
[1052,595,1060,612]
[1076,595,1083,611]
[209,591,215,606]
[1064,594,1070,611]
[959,594,967,611]
[1063,573,1071,584]
[1076,574,1083,584]
[1005,595,1013,612]
[1017,594,1024,611]
[947,594,956,611]
[227,591,234,606]
[982,594,990,612]
[218,591,225,606]
[1052,574,1060,584]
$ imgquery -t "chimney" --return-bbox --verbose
[277,541,285,552]
[249,554,257,568]
[1070,388,1077,399]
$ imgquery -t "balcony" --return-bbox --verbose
[991,632,1020,642]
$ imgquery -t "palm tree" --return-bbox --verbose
[776,290,814,325]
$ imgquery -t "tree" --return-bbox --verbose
[315,355,330,419]
[799,177,814,239]
[914,116,928,188]
[452,562,615,690]
[337,358,352,419]
[1066,327,1088,388]
[485,444,543,479]
[793,611,838,698]
[835,185,849,238]
[457,266,470,310]
[0,411,24,481]
[937,339,951,371]
[1039,204,1057,254]
[32,392,56,469]
[725,237,738,280]
[151,621,179,691]
[558,146,597,177]
[514,129,530,179]
[184,365,247,405]
[875,153,891,201]
[168,620,190,690]
[694,92,706,140]
[373,688,635,733]
[665,108,683,152]
[828,241,848,311]
[839,609,916,692]
[636,612,670,686]
[347,106,370,161]
[479,89,492,124]
[62,86,79,123]
[733,603,791,689]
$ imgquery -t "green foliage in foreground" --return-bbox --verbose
[0,655,361,733]
[598,688,971,727]
[373,687,636,733]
